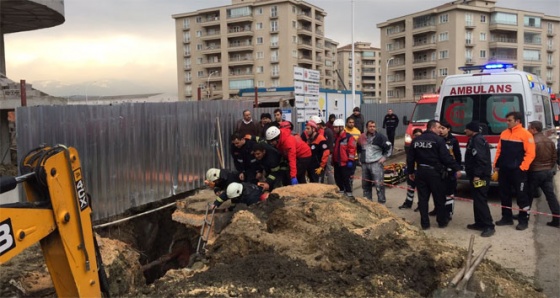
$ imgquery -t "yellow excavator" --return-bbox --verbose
[0,145,109,297]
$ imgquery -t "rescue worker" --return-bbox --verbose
[407,120,461,230]
[265,126,312,185]
[430,122,461,220]
[253,142,289,191]
[358,120,392,203]
[332,119,357,198]
[382,109,400,148]
[302,120,330,183]
[313,115,335,184]
[205,168,241,211]
[213,182,267,211]
[464,121,495,237]
[230,132,260,184]
[493,111,535,231]
[399,128,423,210]
[527,121,559,228]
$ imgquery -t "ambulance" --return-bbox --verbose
[435,63,557,182]
[403,93,439,153]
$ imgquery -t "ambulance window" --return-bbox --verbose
[441,96,474,134]
[486,95,523,134]
[541,95,553,128]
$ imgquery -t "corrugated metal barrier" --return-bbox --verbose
[16,101,413,220]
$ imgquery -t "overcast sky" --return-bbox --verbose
[4,0,557,97]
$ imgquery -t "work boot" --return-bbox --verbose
[512,213,519,220]
[414,206,419,212]
[345,192,354,199]
[481,228,495,237]
[466,223,484,231]
[546,219,560,228]
[516,222,529,231]
[495,218,514,226]
[428,209,437,216]
[398,202,412,209]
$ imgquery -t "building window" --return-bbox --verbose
[272,79,279,87]
[257,52,264,59]
[292,50,298,57]
[272,65,280,76]
[196,44,203,50]
[480,32,486,41]
[523,49,541,61]
[292,21,297,28]
[228,6,252,18]
[257,37,264,44]
[256,66,264,73]
[196,16,202,23]
[183,18,190,29]
[197,71,204,77]
[490,12,517,25]
[480,50,486,58]
[270,35,279,47]
[183,32,190,43]
[439,32,449,41]
[230,79,254,89]
[256,8,263,15]
[196,31,202,37]
[196,57,203,64]
[270,6,278,17]
[480,15,486,23]
[256,22,263,30]
[292,35,298,43]
[524,16,541,28]
[465,14,473,26]
[439,14,448,24]
[258,81,265,87]
[439,50,449,59]
[270,21,278,32]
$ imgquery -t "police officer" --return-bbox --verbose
[464,121,495,237]
[407,120,461,229]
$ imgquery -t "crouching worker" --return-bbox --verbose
[213,182,268,211]
[205,168,241,210]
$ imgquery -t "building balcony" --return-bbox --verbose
[297,11,313,22]
[184,64,191,70]
[488,38,518,49]
[297,26,313,36]
[201,58,222,67]
[270,41,279,49]
[465,58,475,65]
[489,23,518,32]
[228,41,252,52]
[547,62,554,69]
[465,21,476,29]
[271,71,280,78]
[465,39,475,47]
[298,55,313,64]
[270,12,278,19]
[199,16,220,27]
[226,14,252,23]
[489,55,517,62]
[412,58,437,68]
[315,15,324,23]
[200,31,221,41]
[389,62,406,71]
[412,41,437,51]
[207,73,223,82]
[229,56,254,66]
[412,22,436,34]
[297,40,313,50]
[547,45,556,52]
[389,46,406,55]
[362,71,376,76]
[201,45,221,54]
[229,71,253,79]
[184,51,191,57]
[362,79,376,84]
[412,75,437,85]
[547,30,556,37]
[228,27,253,37]
[270,56,279,63]
[388,79,406,87]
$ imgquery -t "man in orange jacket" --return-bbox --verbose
[493,111,536,231]
[302,120,330,183]
[332,119,357,198]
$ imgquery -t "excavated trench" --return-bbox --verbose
[95,199,200,284]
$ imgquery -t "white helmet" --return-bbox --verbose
[226,182,243,199]
[265,126,281,141]
[310,115,323,124]
[206,168,220,182]
[333,119,345,127]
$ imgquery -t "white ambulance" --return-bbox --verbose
[435,63,557,181]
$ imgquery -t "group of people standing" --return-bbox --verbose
[404,111,559,238]
[205,107,400,210]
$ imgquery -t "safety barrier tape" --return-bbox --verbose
[352,174,560,219]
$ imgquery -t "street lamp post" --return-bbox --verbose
[207,71,217,99]
[385,57,394,104]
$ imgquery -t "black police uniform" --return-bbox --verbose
[382,113,399,147]
[465,132,494,230]
[407,130,460,229]
[230,137,261,184]
[443,133,462,218]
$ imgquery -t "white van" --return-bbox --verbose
[435,63,557,181]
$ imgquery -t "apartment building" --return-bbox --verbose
[337,42,382,103]
[172,0,338,101]
[377,0,560,102]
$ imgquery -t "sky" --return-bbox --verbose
[4,0,558,97]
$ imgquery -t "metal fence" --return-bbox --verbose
[16,101,414,220]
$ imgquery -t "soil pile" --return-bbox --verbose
[0,184,544,297]
[141,184,542,297]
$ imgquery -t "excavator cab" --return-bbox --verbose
[0,145,108,297]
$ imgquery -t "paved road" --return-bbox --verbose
[352,136,560,297]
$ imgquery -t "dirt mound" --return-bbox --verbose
[139,184,543,297]
[0,184,543,297]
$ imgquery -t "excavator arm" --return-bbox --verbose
[0,145,105,297]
